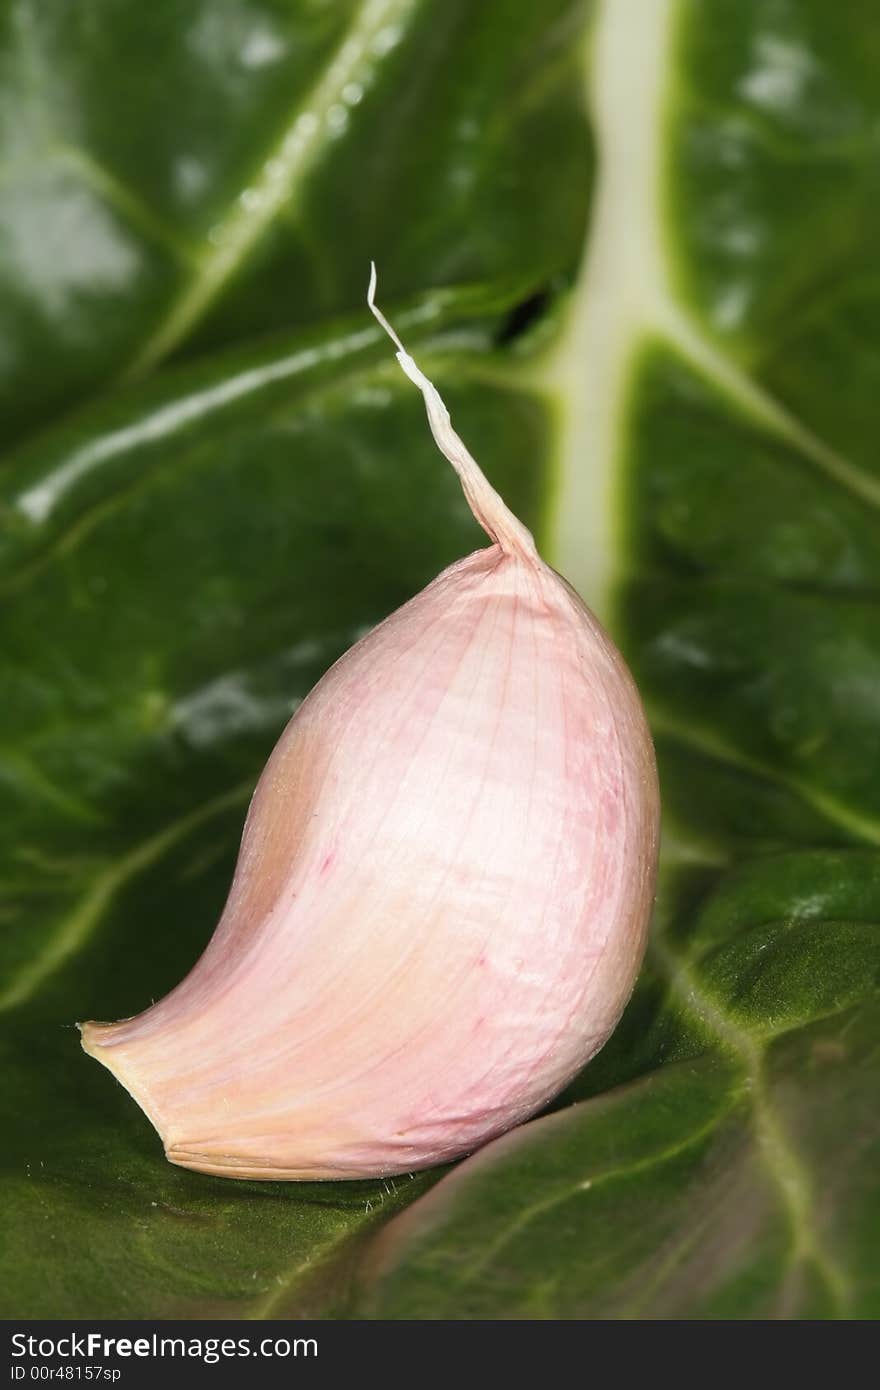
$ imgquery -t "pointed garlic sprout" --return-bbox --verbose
[80,269,660,1180]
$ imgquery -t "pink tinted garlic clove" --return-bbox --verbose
[80,268,660,1181]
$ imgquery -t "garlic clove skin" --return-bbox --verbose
[80,273,659,1181]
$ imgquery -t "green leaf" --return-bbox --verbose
[359,860,880,1316]
[349,0,880,1318]
[2,0,879,1321]
[0,315,556,1317]
[0,0,585,1318]
[0,0,590,440]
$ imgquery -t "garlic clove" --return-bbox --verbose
[80,270,659,1181]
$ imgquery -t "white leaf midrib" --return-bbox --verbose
[540,0,678,618]
[544,0,879,619]
[542,0,852,1310]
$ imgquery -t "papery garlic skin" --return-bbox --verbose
[80,273,659,1181]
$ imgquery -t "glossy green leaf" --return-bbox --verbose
[0,0,584,1318]
[360,861,880,1316]
[351,0,880,1318]
[2,0,879,1321]
[0,313,556,1317]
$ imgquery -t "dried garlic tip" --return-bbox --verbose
[80,268,660,1181]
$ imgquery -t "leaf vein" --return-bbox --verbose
[124,0,421,378]
[0,781,251,1014]
[651,937,852,1313]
